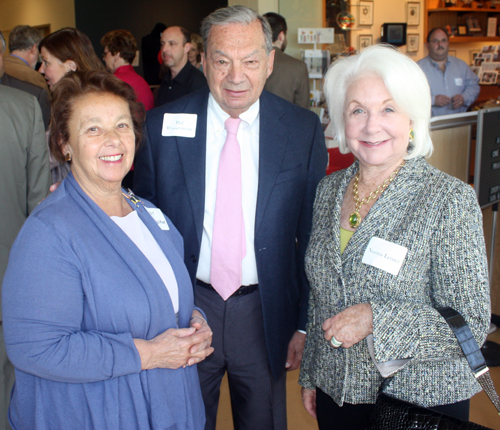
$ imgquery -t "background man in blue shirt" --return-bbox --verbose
[418,28,479,117]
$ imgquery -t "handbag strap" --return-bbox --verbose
[436,306,500,415]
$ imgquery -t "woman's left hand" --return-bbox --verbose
[187,310,213,366]
[322,303,373,348]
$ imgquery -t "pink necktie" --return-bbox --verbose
[210,117,246,300]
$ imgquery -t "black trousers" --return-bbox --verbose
[316,387,470,430]
[194,283,287,430]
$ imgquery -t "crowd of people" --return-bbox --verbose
[0,5,490,430]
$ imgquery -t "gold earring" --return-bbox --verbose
[409,129,415,143]
[65,152,72,162]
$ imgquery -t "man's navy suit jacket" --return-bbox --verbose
[133,88,327,378]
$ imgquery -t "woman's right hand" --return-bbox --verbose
[134,326,214,370]
[301,387,317,419]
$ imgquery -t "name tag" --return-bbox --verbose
[362,237,407,276]
[455,78,463,86]
[162,113,197,138]
[146,208,169,230]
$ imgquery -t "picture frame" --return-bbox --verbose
[470,66,481,76]
[479,70,498,85]
[480,52,494,62]
[475,57,486,67]
[407,34,419,53]
[466,17,481,33]
[358,0,374,26]
[469,49,481,65]
[481,62,500,72]
[359,34,373,52]
[407,2,420,26]
[458,25,467,35]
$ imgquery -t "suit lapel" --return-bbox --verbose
[255,92,288,234]
[176,91,209,244]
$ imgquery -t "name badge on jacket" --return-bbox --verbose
[455,78,463,86]
[362,237,407,276]
[162,113,197,137]
[146,208,170,230]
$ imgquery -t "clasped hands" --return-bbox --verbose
[435,94,465,109]
[134,310,214,370]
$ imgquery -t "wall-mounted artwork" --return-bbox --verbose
[407,34,419,53]
[358,1,374,26]
[407,2,420,26]
[359,34,373,52]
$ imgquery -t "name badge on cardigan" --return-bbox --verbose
[162,113,197,137]
[146,208,170,230]
[362,237,407,276]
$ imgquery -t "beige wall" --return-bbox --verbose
[229,0,278,14]
[349,1,426,62]
[278,0,324,59]
[229,0,323,59]
[0,0,75,34]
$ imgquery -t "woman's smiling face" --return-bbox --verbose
[344,74,411,171]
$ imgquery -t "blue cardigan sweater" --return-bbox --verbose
[2,174,205,429]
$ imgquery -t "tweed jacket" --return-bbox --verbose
[299,157,490,407]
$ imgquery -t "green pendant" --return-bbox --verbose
[349,211,361,228]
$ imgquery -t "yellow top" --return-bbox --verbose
[340,227,354,254]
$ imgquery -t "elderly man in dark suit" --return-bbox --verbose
[134,5,327,430]
[263,12,310,109]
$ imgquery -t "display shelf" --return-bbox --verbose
[426,0,500,41]
[449,35,500,41]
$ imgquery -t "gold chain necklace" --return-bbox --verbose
[348,163,405,229]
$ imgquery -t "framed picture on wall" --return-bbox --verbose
[359,34,373,52]
[407,34,419,52]
[407,2,420,26]
[358,1,374,26]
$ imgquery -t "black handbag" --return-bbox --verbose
[367,307,500,430]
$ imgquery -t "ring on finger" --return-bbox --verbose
[330,335,343,348]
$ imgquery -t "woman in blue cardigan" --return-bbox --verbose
[2,70,213,430]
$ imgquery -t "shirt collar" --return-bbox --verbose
[208,93,260,134]
[429,55,450,69]
[169,61,191,85]
[10,54,30,67]
[114,64,133,75]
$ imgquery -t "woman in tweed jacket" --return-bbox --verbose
[299,45,490,429]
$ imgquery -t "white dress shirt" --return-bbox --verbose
[196,94,260,286]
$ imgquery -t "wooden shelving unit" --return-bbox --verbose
[426,0,500,42]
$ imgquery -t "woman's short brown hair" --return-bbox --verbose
[39,28,105,73]
[49,70,145,163]
[100,30,137,64]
